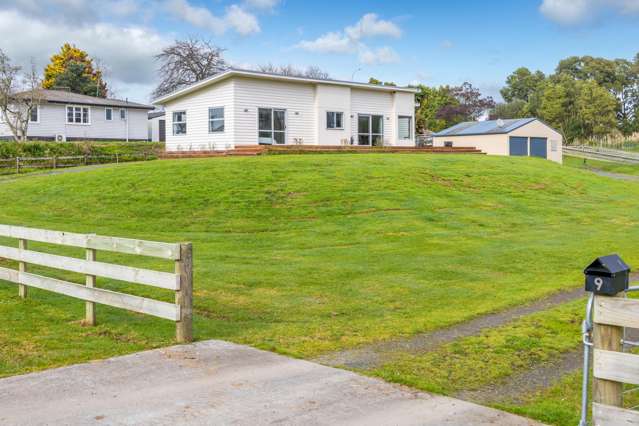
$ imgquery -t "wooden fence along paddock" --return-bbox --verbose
[592,294,639,424]
[0,224,192,343]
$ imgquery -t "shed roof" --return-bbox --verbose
[153,68,419,104]
[148,111,166,119]
[433,118,538,137]
[25,89,154,110]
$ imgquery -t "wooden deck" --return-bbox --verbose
[160,145,484,159]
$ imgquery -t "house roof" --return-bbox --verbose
[30,89,154,110]
[433,118,538,137]
[153,68,419,104]
[148,111,166,119]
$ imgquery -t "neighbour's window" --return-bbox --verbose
[105,108,113,121]
[66,106,90,124]
[398,116,412,140]
[173,111,187,135]
[326,111,343,129]
[209,107,224,133]
[444,141,453,147]
[29,107,39,123]
[120,109,127,120]
[551,140,558,152]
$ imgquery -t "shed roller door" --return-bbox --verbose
[509,137,528,156]
[530,137,547,158]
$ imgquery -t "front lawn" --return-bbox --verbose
[1,154,638,424]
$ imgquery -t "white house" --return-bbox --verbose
[153,69,418,151]
[0,89,154,141]
[432,118,563,164]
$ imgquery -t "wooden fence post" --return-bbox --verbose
[15,157,19,174]
[175,242,193,343]
[85,248,96,326]
[18,239,27,298]
[593,293,624,408]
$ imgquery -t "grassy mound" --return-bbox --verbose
[0,154,637,379]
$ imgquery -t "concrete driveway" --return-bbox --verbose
[0,340,540,425]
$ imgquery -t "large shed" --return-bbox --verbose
[432,118,562,164]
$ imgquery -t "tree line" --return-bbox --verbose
[492,54,639,143]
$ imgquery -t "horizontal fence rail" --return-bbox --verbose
[0,224,192,342]
[0,153,157,175]
[592,295,639,425]
[564,145,639,164]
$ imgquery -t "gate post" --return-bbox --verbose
[593,293,624,408]
[175,243,193,343]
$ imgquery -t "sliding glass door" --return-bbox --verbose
[357,114,383,146]
[258,108,286,145]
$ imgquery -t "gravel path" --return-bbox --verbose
[314,287,586,370]
[588,168,639,181]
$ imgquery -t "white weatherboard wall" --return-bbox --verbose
[433,120,563,164]
[162,75,416,151]
[164,79,234,151]
[0,104,148,140]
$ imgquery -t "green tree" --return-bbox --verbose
[489,100,527,120]
[500,67,545,103]
[576,80,618,140]
[414,85,453,132]
[368,77,397,86]
[43,44,107,97]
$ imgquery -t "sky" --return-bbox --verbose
[0,0,638,103]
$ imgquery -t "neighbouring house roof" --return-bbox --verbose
[26,89,154,110]
[433,118,538,137]
[148,111,166,119]
[153,68,419,104]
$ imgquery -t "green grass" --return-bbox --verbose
[0,154,637,409]
[371,298,585,395]
[564,155,639,176]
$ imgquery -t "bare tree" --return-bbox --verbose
[0,51,43,142]
[152,38,228,99]
[257,63,330,80]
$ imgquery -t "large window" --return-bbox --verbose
[357,114,383,146]
[66,106,90,124]
[398,116,412,140]
[105,108,113,121]
[172,111,187,135]
[258,108,286,145]
[209,107,224,133]
[326,111,343,129]
[29,107,39,123]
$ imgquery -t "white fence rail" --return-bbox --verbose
[0,224,193,342]
[564,145,639,164]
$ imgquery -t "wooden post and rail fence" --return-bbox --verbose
[590,293,639,425]
[0,224,192,343]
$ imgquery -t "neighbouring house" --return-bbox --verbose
[148,111,166,142]
[153,68,418,151]
[0,89,154,142]
[432,118,563,164]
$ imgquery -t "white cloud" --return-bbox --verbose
[345,13,402,40]
[225,4,261,35]
[0,9,169,101]
[359,46,399,65]
[296,13,401,65]
[164,0,260,36]
[0,0,141,24]
[296,32,355,54]
[540,0,639,25]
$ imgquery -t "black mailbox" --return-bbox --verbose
[584,254,631,296]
